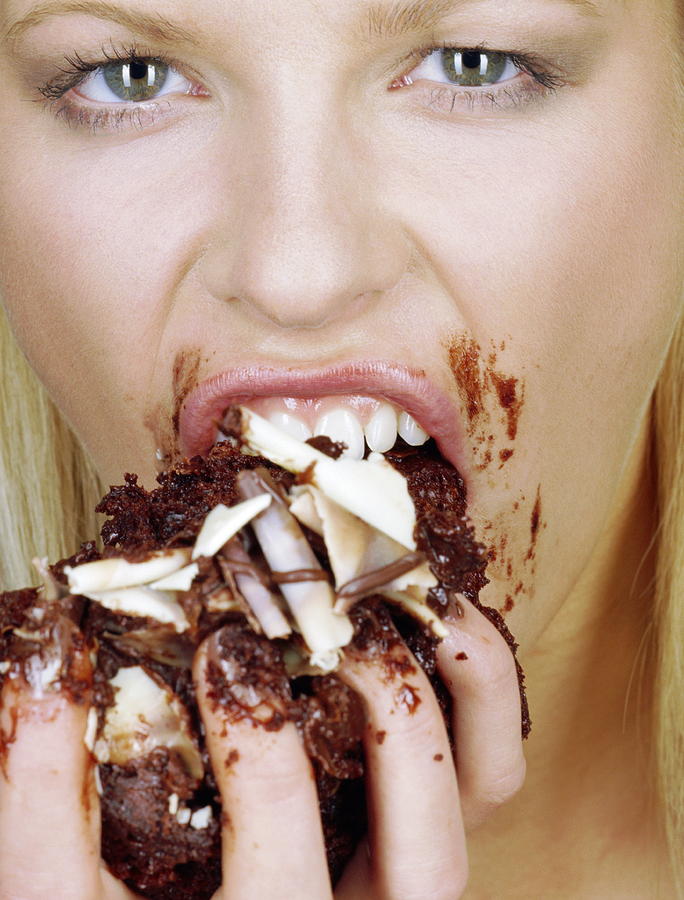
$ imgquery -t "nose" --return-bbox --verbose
[200,98,409,330]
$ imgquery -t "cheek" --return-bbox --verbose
[386,55,682,638]
[0,134,215,477]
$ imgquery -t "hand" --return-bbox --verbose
[194,597,526,900]
[0,598,525,900]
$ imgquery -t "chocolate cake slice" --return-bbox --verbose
[0,407,529,899]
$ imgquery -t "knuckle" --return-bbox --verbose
[250,764,309,805]
[484,760,527,803]
[380,862,469,900]
[465,758,527,822]
[480,768,526,807]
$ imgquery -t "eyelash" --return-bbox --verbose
[394,41,565,111]
[38,43,191,133]
[38,40,565,134]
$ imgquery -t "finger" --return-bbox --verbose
[0,622,104,900]
[436,596,527,829]
[193,625,333,900]
[336,605,468,900]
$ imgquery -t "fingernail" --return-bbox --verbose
[444,592,466,624]
[3,614,91,702]
[204,625,290,729]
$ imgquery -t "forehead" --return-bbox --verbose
[2,0,610,46]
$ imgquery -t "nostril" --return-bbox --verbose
[198,206,409,330]
[200,243,372,328]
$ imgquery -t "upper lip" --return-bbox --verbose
[178,361,467,470]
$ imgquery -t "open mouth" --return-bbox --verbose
[176,362,468,475]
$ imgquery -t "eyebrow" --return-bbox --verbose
[4,0,603,48]
[362,0,602,38]
[3,0,201,46]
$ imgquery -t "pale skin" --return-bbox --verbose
[0,0,683,896]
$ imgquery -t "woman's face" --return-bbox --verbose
[0,0,682,648]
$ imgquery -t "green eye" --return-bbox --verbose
[441,51,510,87]
[103,61,171,101]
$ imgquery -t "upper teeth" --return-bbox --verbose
[365,403,398,453]
[314,408,365,459]
[240,400,429,460]
[267,411,313,442]
[397,411,429,447]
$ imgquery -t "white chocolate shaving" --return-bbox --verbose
[98,666,204,780]
[11,627,43,642]
[309,648,343,674]
[290,485,436,596]
[192,495,272,560]
[239,407,417,549]
[176,807,192,826]
[222,539,291,639]
[205,592,243,613]
[82,587,190,633]
[150,562,199,591]
[31,556,60,601]
[66,548,192,594]
[234,574,291,640]
[238,472,353,660]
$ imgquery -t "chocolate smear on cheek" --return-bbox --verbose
[144,347,203,467]
[447,334,525,470]
[449,336,485,424]
[526,485,543,562]
[172,348,202,437]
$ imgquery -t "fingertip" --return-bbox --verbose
[193,624,291,735]
[435,596,527,829]
[0,667,103,895]
[192,627,332,898]
[436,596,520,699]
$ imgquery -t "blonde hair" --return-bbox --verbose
[654,312,684,896]
[0,303,103,590]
